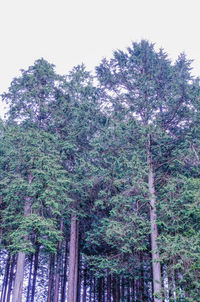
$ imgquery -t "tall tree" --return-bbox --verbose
[96,40,196,301]
[48,65,102,302]
[0,124,67,301]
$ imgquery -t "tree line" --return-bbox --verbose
[0,40,199,302]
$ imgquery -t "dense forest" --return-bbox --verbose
[0,41,199,302]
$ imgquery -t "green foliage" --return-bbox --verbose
[0,42,200,300]
[0,124,68,254]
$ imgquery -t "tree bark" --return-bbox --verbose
[82,264,87,302]
[67,212,79,302]
[147,137,162,302]
[121,276,125,302]
[136,277,141,301]
[131,278,135,302]
[127,279,131,302]
[54,220,63,302]
[6,255,15,302]
[102,277,105,302]
[76,243,80,302]
[1,254,11,302]
[107,269,111,302]
[140,252,146,302]
[30,244,40,302]
[116,276,120,302]
[89,275,92,302]
[47,254,55,302]
[112,275,116,302]
[11,252,26,302]
[60,238,68,302]
[93,277,96,302]
[26,254,33,302]
[97,277,102,302]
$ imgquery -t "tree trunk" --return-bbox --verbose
[117,276,120,302]
[102,277,105,302]
[97,277,102,302]
[162,265,169,302]
[131,278,135,302]
[6,255,15,302]
[127,279,130,302]
[147,137,162,302]
[172,270,177,302]
[47,254,55,302]
[93,277,96,302]
[30,244,40,302]
[112,275,116,302]
[26,254,33,302]
[121,276,125,302]
[1,254,11,302]
[140,252,146,302]
[89,275,92,302]
[82,264,87,302]
[76,243,80,302]
[54,220,64,302]
[107,269,111,302]
[11,252,26,302]
[136,277,141,301]
[60,238,68,302]
[67,212,79,302]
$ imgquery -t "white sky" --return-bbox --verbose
[1,0,200,117]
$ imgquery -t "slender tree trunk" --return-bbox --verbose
[1,254,11,302]
[26,254,34,302]
[67,212,79,302]
[121,276,125,302]
[89,275,92,302]
[162,265,169,302]
[76,242,80,302]
[140,252,146,302]
[173,270,177,302]
[102,276,105,302]
[147,137,162,302]
[116,276,120,302]
[131,278,135,302]
[93,276,96,302]
[127,279,130,302]
[60,238,68,302]
[30,244,40,302]
[136,277,141,301]
[107,269,111,302]
[112,275,116,302]
[82,264,87,302]
[12,209,31,301]
[47,254,55,302]
[6,255,15,302]
[97,277,102,302]
[54,220,64,302]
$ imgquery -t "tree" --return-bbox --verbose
[0,124,68,302]
[48,65,102,302]
[96,40,197,301]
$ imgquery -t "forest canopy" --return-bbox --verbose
[0,40,200,302]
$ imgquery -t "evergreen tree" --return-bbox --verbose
[0,123,68,301]
[0,42,199,302]
[96,40,197,301]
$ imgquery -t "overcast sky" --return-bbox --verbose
[1,0,200,117]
